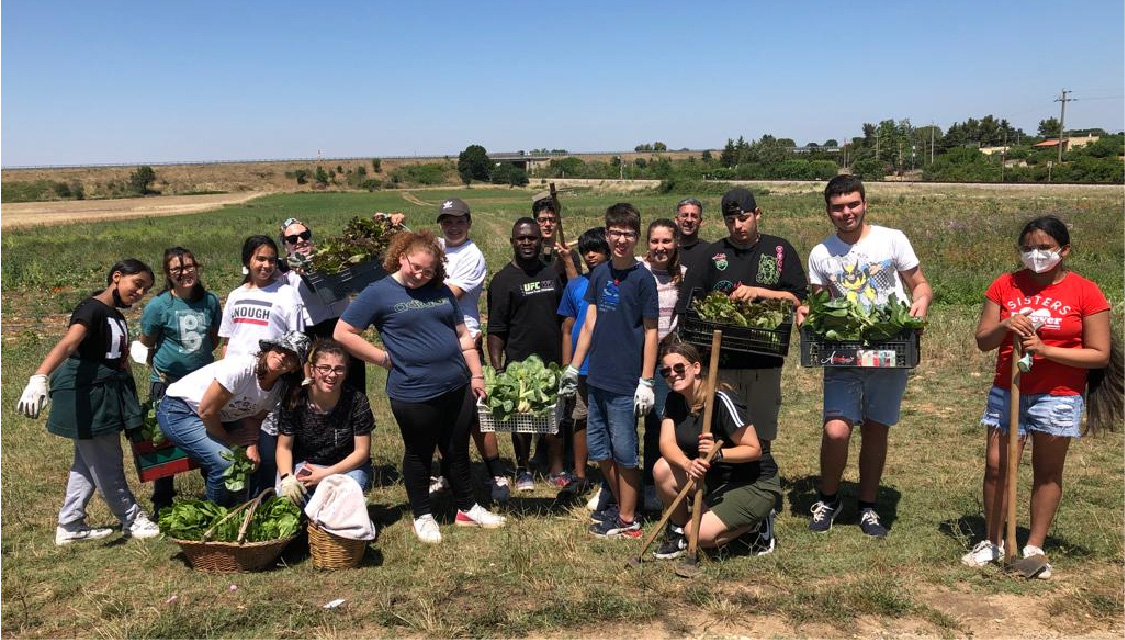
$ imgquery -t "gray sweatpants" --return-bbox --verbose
[58,433,141,529]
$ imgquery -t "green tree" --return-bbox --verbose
[851,158,885,181]
[701,149,713,162]
[371,158,382,172]
[720,139,737,168]
[825,138,839,147]
[129,166,156,195]
[315,166,329,185]
[457,144,490,186]
[1038,117,1061,138]
[653,142,668,151]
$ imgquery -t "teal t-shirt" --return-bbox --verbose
[140,290,222,382]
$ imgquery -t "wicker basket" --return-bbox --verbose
[307,521,367,570]
[170,489,296,573]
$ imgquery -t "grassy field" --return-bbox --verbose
[1,185,1122,638]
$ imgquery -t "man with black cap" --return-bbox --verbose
[532,191,580,281]
[428,198,511,502]
[678,187,807,436]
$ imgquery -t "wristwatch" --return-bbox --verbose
[711,448,724,463]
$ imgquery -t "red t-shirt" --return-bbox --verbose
[987,270,1110,395]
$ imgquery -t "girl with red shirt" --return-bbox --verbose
[962,215,1114,577]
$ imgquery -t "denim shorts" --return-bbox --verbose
[980,386,1084,439]
[823,367,909,426]
[585,384,639,468]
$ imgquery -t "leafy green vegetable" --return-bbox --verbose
[304,216,403,275]
[484,356,561,422]
[220,446,255,492]
[136,401,166,445]
[804,290,925,343]
[691,292,791,330]
[157,496,301,542]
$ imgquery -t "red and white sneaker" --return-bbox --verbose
[455,504,507,529]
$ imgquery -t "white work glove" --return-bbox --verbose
[280,474,307,505]
[634,378,655,415]
[558,365,580,397]
[17,374,49,419]
[129,340,150,365]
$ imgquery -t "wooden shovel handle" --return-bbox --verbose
[686,330,723,560]
[1004,338,1021,564]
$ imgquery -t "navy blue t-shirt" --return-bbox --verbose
[341,276,468,402]
[583,260,659,396]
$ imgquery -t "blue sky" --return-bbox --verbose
[2,0,1123,166]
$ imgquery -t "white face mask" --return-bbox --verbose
[1021,248,1061,273]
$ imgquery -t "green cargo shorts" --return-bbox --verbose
[706,472,781,531]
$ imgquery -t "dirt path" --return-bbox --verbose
[400,191,438,207]
[0,192,267,229]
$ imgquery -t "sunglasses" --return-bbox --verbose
[660,363,688,378]
[284,230,312,244]
[313,364,347,375]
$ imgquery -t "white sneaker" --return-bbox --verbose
[55,525,114,546]
[961,540,1003,567]
[1022,544,1052,579]
[428,475,450,495]
[642,485,660,512]
[123,512,160,539]
[414,515,442,544]
[456,504,507,529]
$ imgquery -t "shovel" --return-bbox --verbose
[1002,337,1050,578]
[628,329,723,572]
[676,329,724,578]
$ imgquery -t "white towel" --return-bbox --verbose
[303,474,376,540]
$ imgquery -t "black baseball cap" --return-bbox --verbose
[436,198,471,222]
[721,188,758,217]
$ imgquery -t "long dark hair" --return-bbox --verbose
[94,258,154,296]
[647,218,682,284]
[1086,330,1123,435]
[285,339,351,411]
[160,247,206,301]
[1018,215,1070,249]
[241,235,279,284]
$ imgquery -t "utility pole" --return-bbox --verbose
[1054,89,1074,164]
[930,122,935,165]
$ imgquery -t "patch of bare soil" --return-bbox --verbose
[400,191,438,207]
[0,192,267,229]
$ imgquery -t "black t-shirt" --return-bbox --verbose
[678,238,712,278]
[541,244,583,279]
[278,387,374,467]
[664,390,777,486]
[69,298,129,369]
[487,261,566,365]
[678,235,808,369]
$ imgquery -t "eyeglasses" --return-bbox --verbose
[660,363,688,378]
[607,230,638,240]
[313,364,347,375]
[406,259,436,278]
[170,264,198,275]
[536,216,556,224]
[284,230,312,244]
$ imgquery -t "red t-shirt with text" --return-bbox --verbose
[987,270,1109,395]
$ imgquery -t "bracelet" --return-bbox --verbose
[639,377,655,387]
[280,473,291,480]
[472,374,485,380]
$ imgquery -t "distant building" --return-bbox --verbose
[980,146,1010,156]
[1033,134,1100,152]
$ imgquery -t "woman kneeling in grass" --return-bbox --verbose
[652,342,780,559]
[276,339,374,505]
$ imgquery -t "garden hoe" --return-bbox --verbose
[1003,338,1050,579]
[629,330,723,573]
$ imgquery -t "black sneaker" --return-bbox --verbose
[858,507,889,539]
[750,508,777,556]
[589,504,620,524]
[588,516,642,539]
[808,499,841,533]
[654,523,687,560]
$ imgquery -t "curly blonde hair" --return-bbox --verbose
[383,229,447,284]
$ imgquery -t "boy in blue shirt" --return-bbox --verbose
[557,227,610,497]
[560,204,659,539]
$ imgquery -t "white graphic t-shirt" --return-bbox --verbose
[807,225,919,308]
[166,355,284,423]
[218,279,304,358]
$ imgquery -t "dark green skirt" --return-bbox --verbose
[46,359,143,440]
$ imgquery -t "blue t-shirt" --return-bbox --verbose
[140,290,222,382]
[584,261,659,395]
[558,274,592,375]
[341,276,468,403]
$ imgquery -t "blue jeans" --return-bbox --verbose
[253,430,278,497]
[641,373,670,484]
[277,460,375,497]
[157,396,238,506]
[981,386,1084,439]
[823,368,910,426]
[586,385,640,468]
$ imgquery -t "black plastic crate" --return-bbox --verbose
[680,308,793,358]
[301,258,386,306]
[798,326,921,369]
